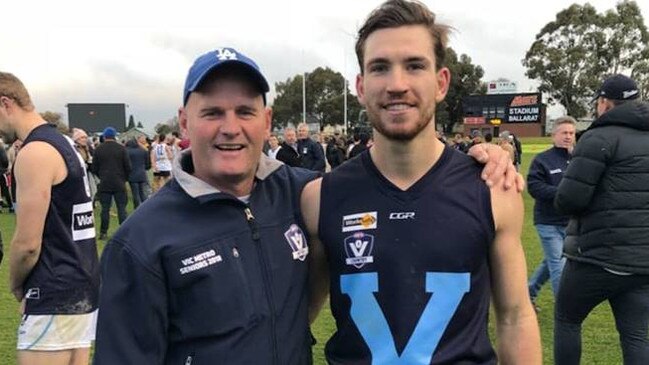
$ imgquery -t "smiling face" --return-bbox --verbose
[179,71,270,195]
[356,25,449,142]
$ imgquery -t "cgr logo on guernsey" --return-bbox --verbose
[342,212,377,232]
[389,212,415,220]
[284,224,309,261]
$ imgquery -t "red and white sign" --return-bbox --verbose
[463,117,486,125]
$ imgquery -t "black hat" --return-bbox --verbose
[593,74,639,102]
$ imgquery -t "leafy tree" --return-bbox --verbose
[438,48,486,133]
[523,1,649,118]
[154,116,179,136]
[40,111,63,125]
[40,111,69,134]
[632,59,649,100]
[271,67,362,131]
[127,114,136,129]
[598,1,649,76]
[137,121,144,129]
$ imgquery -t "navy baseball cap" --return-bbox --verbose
[592,74,639,102]
[183,47,270,105]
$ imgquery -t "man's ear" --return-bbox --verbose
[435,67,451,103]
[356,74,366,107]
[178,107,188,138]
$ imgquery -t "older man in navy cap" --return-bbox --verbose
[94,48,319,365]
[554,74,649,364]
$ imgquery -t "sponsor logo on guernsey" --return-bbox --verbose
[389,212,415,220]
[25,288,40,300]
[344,232,375,269]
[550,168,562,174]
[179,249,223,275]
[71,202,95,241]
[342,212,377,232]
[284,224,309,261]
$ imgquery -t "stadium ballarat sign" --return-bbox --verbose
[508,94,541,123]
[462,92,544,125]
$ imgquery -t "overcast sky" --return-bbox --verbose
[2,0,646,132]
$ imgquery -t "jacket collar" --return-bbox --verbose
[589,100,649,132]
[173,148,283,199]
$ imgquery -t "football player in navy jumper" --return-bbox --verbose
[302,1,541,364]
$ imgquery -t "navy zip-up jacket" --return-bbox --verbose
[526,146,571,226]
[94,151,318,365]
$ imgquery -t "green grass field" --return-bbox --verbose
[0,141,623,364]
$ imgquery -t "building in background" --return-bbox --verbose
[462,92,546,137]
[67,103,127,134]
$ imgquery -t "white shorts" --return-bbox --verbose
[17,310,97,351]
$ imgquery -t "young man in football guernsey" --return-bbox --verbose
[302,1,542,364]
[1,72,99,365]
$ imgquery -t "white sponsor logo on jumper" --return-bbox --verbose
[342,212,378,232]
[389,212,415,220]
[71,202,95,241]
[179,249,222,275]
[550,168,562,174]
[25,288,40,300]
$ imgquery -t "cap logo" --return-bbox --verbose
[215,48,238,61]
[623,90,638,99]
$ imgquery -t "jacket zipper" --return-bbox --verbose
[244,206,279,365]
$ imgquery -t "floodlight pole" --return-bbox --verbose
[302,72,307,123]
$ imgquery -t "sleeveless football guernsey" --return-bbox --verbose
[319,147,496,364]
[21,124,99,315]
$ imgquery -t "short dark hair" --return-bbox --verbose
[355,0,450,74]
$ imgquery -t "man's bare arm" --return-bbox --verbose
[9,142,66,301]
[301,177,329,324]
[489,184,542,364]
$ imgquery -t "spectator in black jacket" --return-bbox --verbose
[526,116,575,310]
[349,132,369,159]
[92,127,131,240]
[325,135,345,169]
[297,123,325,172]
[126,138,151,209]
[276,127,301,167]
[554,74,649,364]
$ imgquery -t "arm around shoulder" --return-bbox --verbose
[489,186,542,365]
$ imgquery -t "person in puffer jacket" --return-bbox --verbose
[554,74,649,365]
